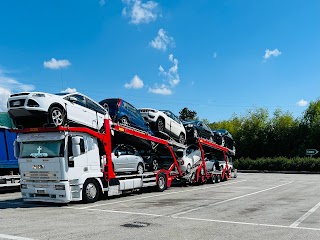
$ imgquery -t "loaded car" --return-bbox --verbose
[183,120,215,143]
[99,98,152,134]
[7,92,109,130]
[139,108,186,144]
[214,129,235,150]
[111,144,145,174]
[138,149,159,172]
[175,145,201,173]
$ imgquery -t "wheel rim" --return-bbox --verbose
[120,117,128,126]
[137,164,144,174]
[209,136,213,142]
[187,164,191,173]
[51,109,64,126]
[158,176,165,189]
[86,183,97,200]
[152,160,158,171]
[158,119,164,131]
[179,134,185,144]
[193,129,198,138]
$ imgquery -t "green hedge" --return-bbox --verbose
[234,157,320,172]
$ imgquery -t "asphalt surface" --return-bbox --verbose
[1,173,320,240]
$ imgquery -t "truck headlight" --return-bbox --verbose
[21,184,28,189]
[55,185,65,190]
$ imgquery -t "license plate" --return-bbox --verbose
[12,101,21,106]
[37,190,46,194]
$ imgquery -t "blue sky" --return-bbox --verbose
[0,0,319,122]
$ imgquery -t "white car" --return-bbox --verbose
[139,108,186,144]
[7,92,109,130]
[111,144,145,174]
[175,145,202,173]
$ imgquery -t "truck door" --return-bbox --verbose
[67,136,88,179]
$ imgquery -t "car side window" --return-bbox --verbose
[69,94,86,107]
[117,146,127,155]
[86,98,106,115]
[126,146,135,155]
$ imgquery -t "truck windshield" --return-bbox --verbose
[20,140,64,158]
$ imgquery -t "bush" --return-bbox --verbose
[234,157,320,172]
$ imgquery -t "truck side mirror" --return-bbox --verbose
[13,141,20,159]
[72,137,82,157]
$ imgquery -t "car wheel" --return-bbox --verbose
[193,129,198,138]
[49,106,65,127]
[157,118,165,132]
[137,163,144,174]
[151,159,159,171]
[82,179,100,203]
[186,163,191,173]
[118,116,129,126]
[178,133,185,144]
[156,173,167,192]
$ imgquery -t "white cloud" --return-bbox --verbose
[296,99,308,107]
[213,52,217,58]
[150,29,175,51]
[122,0,159,25]
[0,69,35,111]
[61,87,77,93]
[44,58,71,70]
[99,0,106,6]
[148,84,172,95]
[263,48,282,60]
[124,75,144,89]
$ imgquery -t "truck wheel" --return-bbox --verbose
[209,174,215,184]
[157,173,167,192]
[215,175,221,183]
[82,179,100,203]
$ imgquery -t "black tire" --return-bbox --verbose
[151,159,159,171]
[82,179,100,203]
[157,118,165,132]
[209,174,215,184]
[137,163,144,174]
[49,106,65,127]
[118,116,129,126]
[156,173,167,192]
[178,133,185,144]
[215,175,221,183]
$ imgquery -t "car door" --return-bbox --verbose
[64,94,89,126]
[86,97,107,130]
[169,112,183,138]
[201,122,212,139]
[113,145,129,172]
[126,146,141,171]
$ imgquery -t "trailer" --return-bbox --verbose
[14,119,233,203]
[0,126,20,188]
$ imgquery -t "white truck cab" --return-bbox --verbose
[15,131,104,203]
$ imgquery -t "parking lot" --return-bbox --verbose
[1,173,320,240]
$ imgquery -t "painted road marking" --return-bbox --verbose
[171,181,293,217]
[75,179,246,210]
[0,233,35,240]
[290,200,320,227]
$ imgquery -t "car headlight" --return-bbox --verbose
[187,124,194,127]
[32,93,45,97]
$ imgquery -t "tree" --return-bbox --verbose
[179,107,197,120]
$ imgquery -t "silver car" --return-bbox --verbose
[111,144,145,174]
[176,145,202,173]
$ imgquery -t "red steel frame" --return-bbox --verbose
[13,120,232,187]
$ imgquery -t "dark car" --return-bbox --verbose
[99,98,152,133]
[215,129,235,150]
[182,120,215,143]
[138,149,159,171]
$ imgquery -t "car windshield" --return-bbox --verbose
[20,140,64,158]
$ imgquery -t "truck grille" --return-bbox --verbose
[23,171,58,180]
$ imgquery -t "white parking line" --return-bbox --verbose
[75,179,246,210]
[171,181,293,217]
[290,201,320,227]
[0,233,35,240]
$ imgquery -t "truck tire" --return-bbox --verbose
[156,173,167,192]
[82,179,100,203]
[215,175,221,183]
